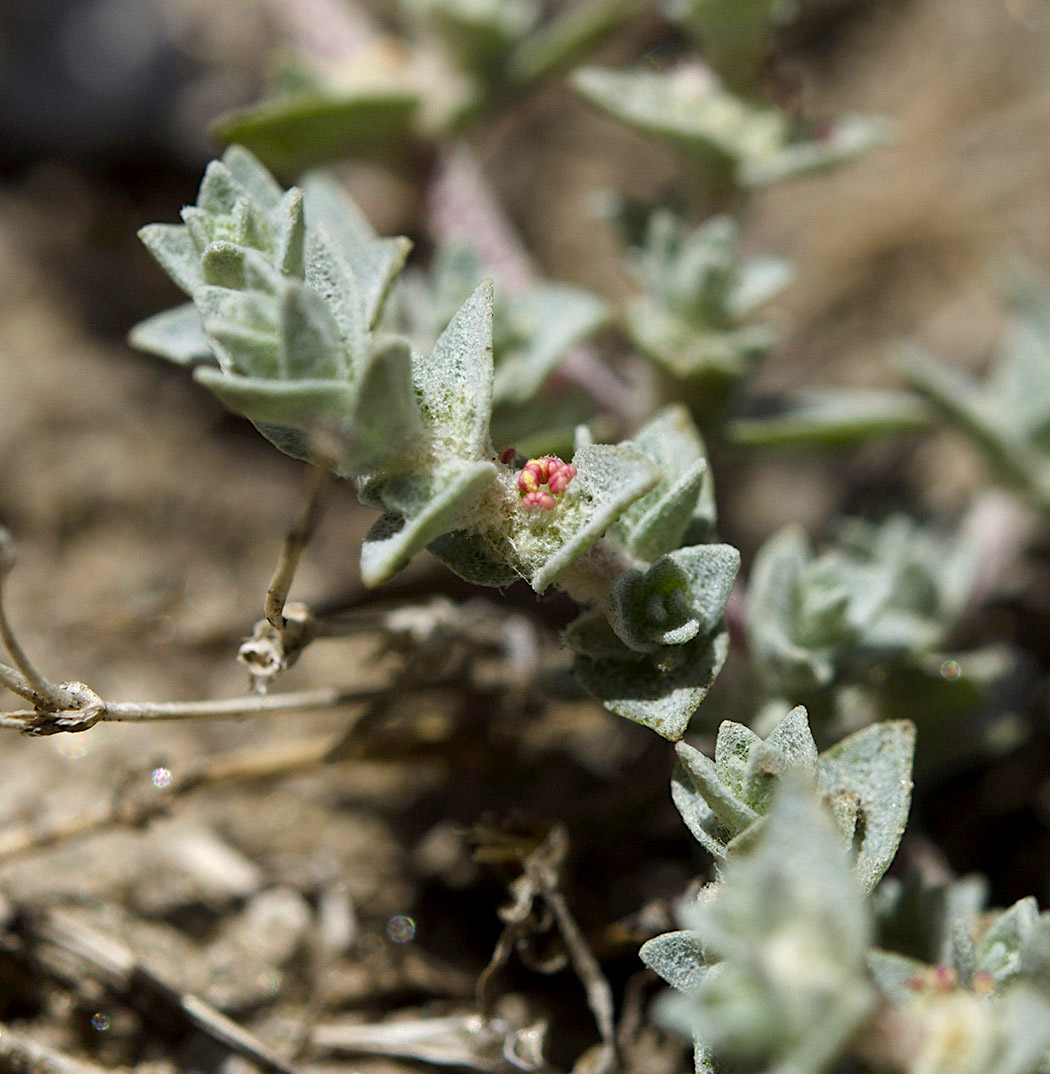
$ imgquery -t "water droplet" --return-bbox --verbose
[90,1013,110,1032]
[386,914,416,944]
[940,659,962,682]
[151,767,172,789]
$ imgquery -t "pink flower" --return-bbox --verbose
[517,455,577,510]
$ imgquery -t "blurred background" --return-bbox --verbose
[2,1,1050,1070]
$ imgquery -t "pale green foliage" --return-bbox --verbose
[727,386,932,447]
[671,706,915,890]
[901,270,1050,515]
[746,515,979,698]
[869,878,1050,1074]
[135,149,740,736]
[622,210,792,381]
[645,779,876,1074]
[562,407,738,739]
[572,62,888,189]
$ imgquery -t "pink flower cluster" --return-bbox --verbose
[516,455,577,511]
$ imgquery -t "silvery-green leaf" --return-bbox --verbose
[625,299,775,379]
[415,281,494,460]
[304,225,369,371]
[128,304,214,366]
[866,948,927,1004]
[978,897,1039,985]
[427,531,521,587]
[562,610,637,661]
[639,929,707,993]
[747,525,836,693]
[212,91,420,176]
[713,720,761,796]
[662,779,874,1073]
[201,240,249,289]
[817,720,916,892]
[197,160,244,215]
[525,443,659,594]
[675,738,758,836]
[193,368,354,428]
[273,186,305,277]
[493,283,610,404]
[741,706,819,812]
[196,285,279,339]
[739,114,891,188]
[360,461,497,587]
[728,254,794,316]
[301,173,413,328]
[507,0,635,85]
[221,144,284,214]
[342,338,420,472]
[406,0,538,72]
[203,322,282,380]
[671,759,728,860]
[138,224,204,296]
[574,628,730,740]
[613,405,710,560]
[947,916,977,985]
[728,388,932,447]
[181,206,214,252]
[279,279,347,380]
[572,64,784,166]
[605,545,739,652]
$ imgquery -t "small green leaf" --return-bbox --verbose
[817,720,916,892]
[360,461,497,587]
[212,91,420,175]
[639,929,708,993]
[728,388,932,447]
[493,283,610,404]
[526,443,659,594]
[301,173,413,329]
[221,144,284,213]
[613,405,710,560]
[670,760,729,860]
[138,224,204,297]
[415,281,495,460]
[193,368,354,427]
[304,225,369,370]
[507,0,635,85]
[273,187,306,277]
[573,628,730,740]
[427,531,521,587]
[676,738,759,835]
[279,279,347,380]
[128,304,213,366]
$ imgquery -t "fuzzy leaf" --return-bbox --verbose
[221,144,284,213]
[639,929,708,994]
[525,443,659,594]
[507,0,635,85]
[728,388,932,447]
[279,280,347,379]
[605,545,739,653]
[427,531,521,587]
[675,739,758,836]
[273,187,306,277]
[360,461,497,587]
[301,173,413,329]
[866,948,927,1004]
[493,283,610,404]
[670,761,729,861]
[659,779,874,1074]
[613,405,710,560]
[817,720,916,892]
[573,627,730,740]
[303,225,369,370]
[415,281,495,460]
[128,304,213,366]
[193,368,354,427]
[212,91,420,175]
[138,224,205,297]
